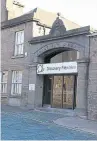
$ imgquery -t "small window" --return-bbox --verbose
[39,27,41,34]
[14,30,24,56]
[0,71,8,93]
[38,26,45,36]
[77,51,80,59]
[11,71,22,95]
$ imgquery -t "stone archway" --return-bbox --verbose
[31,40,88,116]
[33,41,85,63]
[28,15,90,117]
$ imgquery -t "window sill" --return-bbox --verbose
[1,94,8,98]
[10,95,21,98]
[11,54,25,59]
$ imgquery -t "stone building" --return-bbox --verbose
[1,0,97,121]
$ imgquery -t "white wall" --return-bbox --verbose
[33,22,50,37]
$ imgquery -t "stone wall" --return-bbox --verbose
[1,22,33,106]
[28,32,89,111]
[76,59,89,116]
[88,35,97,120]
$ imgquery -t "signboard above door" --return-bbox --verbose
[37,62,77,74]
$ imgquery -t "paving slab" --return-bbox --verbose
[1,105,97,139]
[54,116,97,135]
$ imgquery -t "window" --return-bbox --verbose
[39,26,42,34]
[77,51,80,59]
[14,30,24,56]
[0,71,8,93]
[38,26,45,36]
[11,71,22,95]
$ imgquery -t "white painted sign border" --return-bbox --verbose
[37,61,77,75]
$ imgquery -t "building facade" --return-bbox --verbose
[1,1,97,121]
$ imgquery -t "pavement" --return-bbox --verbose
[2,104,97,136]
[35,106,97,135]
[54,116,97,135]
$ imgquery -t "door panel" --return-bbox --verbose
[44,75,76,109]
[43,75,52,105]
[63,76,74,109]
[52,76,62,108]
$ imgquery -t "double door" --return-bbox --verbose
[52,75,76,109]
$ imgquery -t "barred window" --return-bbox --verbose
[0,71,8,93]
[14,30,24,56]
[11,71,22,95]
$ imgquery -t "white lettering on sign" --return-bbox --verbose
[37,62,77,74]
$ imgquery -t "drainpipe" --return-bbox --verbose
[86,35,91,119]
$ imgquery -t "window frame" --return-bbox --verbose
[14,30,24,56]
[11,71,22,96]
[0,71,8,94]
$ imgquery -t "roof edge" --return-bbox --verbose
[1,16,40,29]
[29,26,90,44]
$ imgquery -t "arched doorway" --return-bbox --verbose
[29,17,88,115]
[41,50,79,109]
[33,40,86,111]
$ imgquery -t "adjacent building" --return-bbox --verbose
[1,0,97,120]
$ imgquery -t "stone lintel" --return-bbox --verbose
[28,64,37,68]
[77,58,90,63]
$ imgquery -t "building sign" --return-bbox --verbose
[37,62,77,74]
[29,84,35,91]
